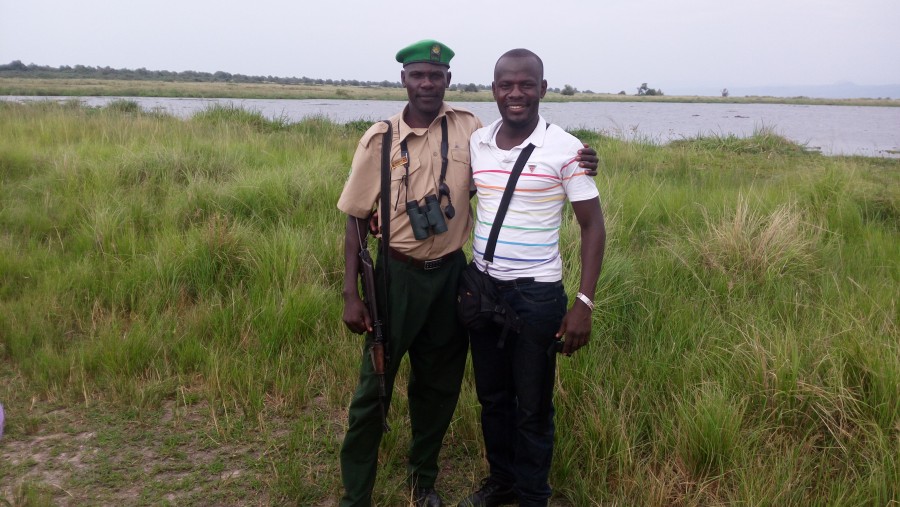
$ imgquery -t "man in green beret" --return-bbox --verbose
[336,39,599,507]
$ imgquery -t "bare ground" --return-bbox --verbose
[0,395,278,506]
[0,370,573,506]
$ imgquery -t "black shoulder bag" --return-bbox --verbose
[457,143,536,346]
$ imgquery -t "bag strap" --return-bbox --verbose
[483,143,536,263]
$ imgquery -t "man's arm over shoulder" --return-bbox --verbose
[556,197,606,355]
[550,124,600,177]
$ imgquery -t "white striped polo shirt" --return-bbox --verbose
[470,116,600,282]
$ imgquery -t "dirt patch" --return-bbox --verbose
[0,396,279,506]
[1,379,574,506]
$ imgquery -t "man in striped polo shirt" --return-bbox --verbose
[459,49,606,507]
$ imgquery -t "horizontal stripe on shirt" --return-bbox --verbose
[476,219,557,232]
[472,246,555,263]
[474,234,559,248]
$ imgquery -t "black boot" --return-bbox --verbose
[415,487,446,507]
[457,477,517,507]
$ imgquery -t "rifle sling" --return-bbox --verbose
[379,120,392,339]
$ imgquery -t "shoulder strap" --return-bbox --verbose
[483,143,536,263]
[380,120,392,251]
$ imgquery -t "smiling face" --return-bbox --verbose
[401,62,451,126]
[492,51,547,133]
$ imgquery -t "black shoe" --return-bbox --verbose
[457,477,517,507]
[414,487,446,507]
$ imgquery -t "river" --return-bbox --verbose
[4,96,899,157]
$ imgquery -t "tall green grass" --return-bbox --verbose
[1,101,897,505]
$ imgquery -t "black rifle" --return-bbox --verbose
[358,245,390,433]
[354,119,393,433]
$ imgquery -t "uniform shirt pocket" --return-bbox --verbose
[389,156,421,219]
[450,147,470,166]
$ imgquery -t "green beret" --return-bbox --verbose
[395,40,454,67]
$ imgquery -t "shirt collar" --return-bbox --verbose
[478,114,547,149]
[396,102,452,143]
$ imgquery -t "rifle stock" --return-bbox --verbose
[359,247,390,433]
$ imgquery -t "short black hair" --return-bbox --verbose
[495,48,544,80]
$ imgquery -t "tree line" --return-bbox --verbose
[0,60,410,88]
[1,61,607,95]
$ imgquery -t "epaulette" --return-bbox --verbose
[359,120,391,148]
[448,106,476,119]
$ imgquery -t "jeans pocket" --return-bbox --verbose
[511,282,567,326]
[517,281,564,305]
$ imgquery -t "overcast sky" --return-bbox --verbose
[2,0,898,95]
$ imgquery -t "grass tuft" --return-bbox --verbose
[102,99,142,114]
[671,126,812,156]
[675,383,745,476]
[685,196,820,284]
[192,103,290,132]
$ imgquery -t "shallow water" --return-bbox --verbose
[5,96,899,157]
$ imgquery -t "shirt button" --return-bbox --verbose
[433,152,438,156]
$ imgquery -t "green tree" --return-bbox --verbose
[637,82,664,96]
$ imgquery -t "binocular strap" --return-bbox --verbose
[399,117,452,214]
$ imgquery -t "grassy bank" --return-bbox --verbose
[0,101,898,505]
[2,77,899,107]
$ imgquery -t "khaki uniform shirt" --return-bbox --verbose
[338,103,482,259]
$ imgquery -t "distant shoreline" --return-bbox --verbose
[2,77,898,107]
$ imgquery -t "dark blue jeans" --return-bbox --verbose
[468,278,567,507]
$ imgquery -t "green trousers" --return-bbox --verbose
[340,250,468,507]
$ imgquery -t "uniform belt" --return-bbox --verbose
[388,248,456,270]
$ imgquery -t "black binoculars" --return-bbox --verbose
[406,194,448,240]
